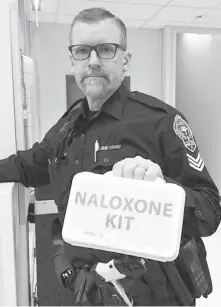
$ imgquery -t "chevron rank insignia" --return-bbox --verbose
[173,115,196,152]
[186,153,205,172]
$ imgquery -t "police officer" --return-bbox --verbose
[0,7,220,306]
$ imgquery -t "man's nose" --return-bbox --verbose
[88,50,101,68]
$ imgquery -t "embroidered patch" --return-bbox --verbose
[186,153,205,172]
[173,115,196,152]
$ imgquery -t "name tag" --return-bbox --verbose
[100,145,122,151]
[94,140,122,163]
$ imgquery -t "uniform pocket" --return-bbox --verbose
[92,145,137,174]
[48,154,68,183]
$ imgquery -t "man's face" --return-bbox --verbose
[70,19,131,101]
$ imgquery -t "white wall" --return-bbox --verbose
[176,33,221,307]
[176,33,221,192]
[127,28,161,96]
[0,0,17,158]
[18,0,31,54]
[30,23,162,138]
[30,23,70,137]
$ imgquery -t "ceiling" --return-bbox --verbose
[26,0,221,29]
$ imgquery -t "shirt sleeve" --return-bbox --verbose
[0,101,82,188]
[157,111,221,238]
[0,117,65,188]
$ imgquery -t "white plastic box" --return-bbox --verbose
[62,172,186,262]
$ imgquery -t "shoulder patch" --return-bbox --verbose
[173,115,196,152]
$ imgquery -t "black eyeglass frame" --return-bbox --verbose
[68,43,126,60]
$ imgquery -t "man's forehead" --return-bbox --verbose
[71,19,121,45]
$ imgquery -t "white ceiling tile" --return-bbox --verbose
[59,1,161,19]
[141,21,167,28]
[188,21,221,29]
[193,10,221,24]
[151,7,208,23]
[59,0,113,15]
[142,19,189,28]
[27,12,56,23]
[205,9,221,18]
[107,3,161,19]
[31,0,221,29]
[122,18,147,28]
[169,0,221,9]
[87,0,170,5]
[27,0,59,13]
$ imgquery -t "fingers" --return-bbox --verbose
[143,163,159,181]
[112,156,164,182]
[112,158,132,178]
[133,165,146,180]
[112,159,124,177]
[120,159,136,179]
[113,158,145,179]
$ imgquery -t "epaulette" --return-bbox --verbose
[129,91,175,114]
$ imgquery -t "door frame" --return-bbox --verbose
[161,25,221,108]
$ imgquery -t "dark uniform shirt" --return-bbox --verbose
[0,83,220,265]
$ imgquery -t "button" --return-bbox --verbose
[195,209,202,216]
[75,160,79,165]
[104,158,109,163]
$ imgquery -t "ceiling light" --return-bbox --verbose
[31,0,44,28]
[31,0,43,11]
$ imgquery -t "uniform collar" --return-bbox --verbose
[81,82,129,120]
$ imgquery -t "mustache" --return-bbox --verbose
[82,71,108,81]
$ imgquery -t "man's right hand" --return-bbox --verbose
[62,264,130,306]
[68,267,96,305]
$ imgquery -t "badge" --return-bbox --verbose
[173,115,196,152]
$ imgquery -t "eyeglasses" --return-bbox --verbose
[68,43,125,60]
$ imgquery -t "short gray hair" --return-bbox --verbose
[69,7,127,50]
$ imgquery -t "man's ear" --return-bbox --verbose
[69,54,75,74]
[123,52,132,73]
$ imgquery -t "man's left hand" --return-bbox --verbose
[113,156,165,181]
